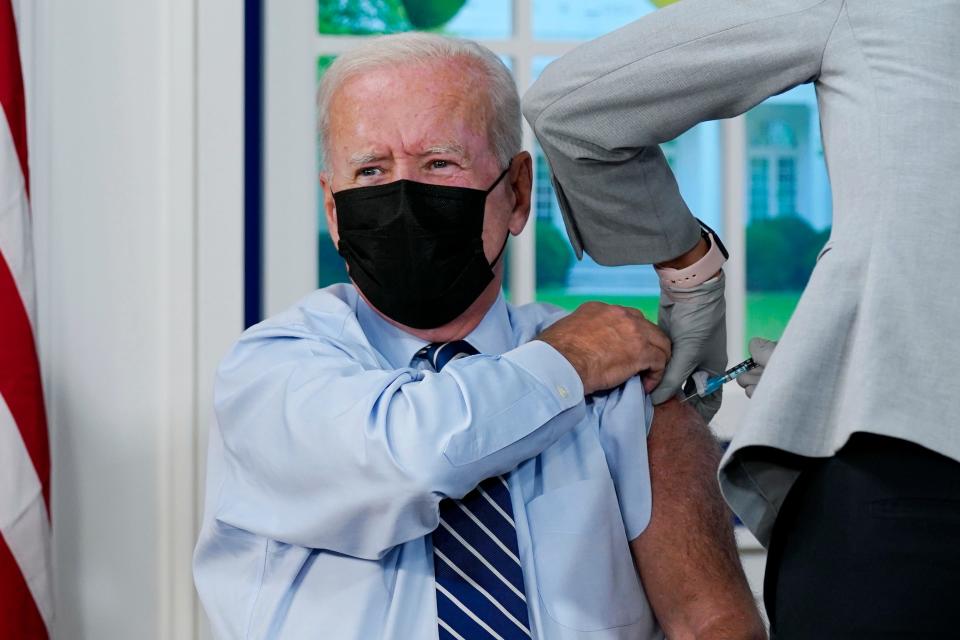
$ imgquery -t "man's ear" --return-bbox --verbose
[320,172,340,247]
[507,151,533,236]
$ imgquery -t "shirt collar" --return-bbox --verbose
[356,290,514,369]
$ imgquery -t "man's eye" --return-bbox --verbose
[431,159,450,169]
[358,167,381,177]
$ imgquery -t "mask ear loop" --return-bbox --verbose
[485,157,514,268]
[485,158,513,194]
[489,231,510,268]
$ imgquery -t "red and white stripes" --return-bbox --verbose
[0,0,53,636]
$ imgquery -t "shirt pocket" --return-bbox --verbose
[526,477,646,631]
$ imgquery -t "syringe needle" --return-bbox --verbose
[681,357,760,403]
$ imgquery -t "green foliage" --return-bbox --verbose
[318,231,350,287]
[746,216,830,292]
[317,55,336,80]
[536,223,575,288]
[317,0,469,35]
[537,289,660,320]
[745,292,802,353]
[318,0,412,35]
[402,0,468,29]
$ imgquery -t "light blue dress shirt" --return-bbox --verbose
[194,284,662,639]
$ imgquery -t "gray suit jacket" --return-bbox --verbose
[523,0,960,545]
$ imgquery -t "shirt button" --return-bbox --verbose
[556,385,569,399]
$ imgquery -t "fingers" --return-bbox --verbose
[536,302,675,395]
[614,306,671,392]
[631,308,672,361]
[651,279,726,405]
[637,322,671,391]
[736,368,763,390]
[736,371,761,398]
[640,348,669,393]
[650,347,698,404]
[748,337,777,366]
[650,320,714,403]
[737,337,777,398]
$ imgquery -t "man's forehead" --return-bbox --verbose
[336,60,483,110]
[327,61,494,162]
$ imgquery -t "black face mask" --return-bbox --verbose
[333,164,511,329]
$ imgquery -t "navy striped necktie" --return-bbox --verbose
[418,341,532,639]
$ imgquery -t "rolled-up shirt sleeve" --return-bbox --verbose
[595,376,655,540]
[213,319,585,560]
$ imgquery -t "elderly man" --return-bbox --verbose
[194,32,762,639]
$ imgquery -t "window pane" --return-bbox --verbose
[776,157,797,215]
[533,0,656,40]
[532,55,722,315]
[444,0,512,39]
[749,158,769,221]
[745,85,832,352]
[318,0,510,38]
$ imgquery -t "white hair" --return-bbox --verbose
[317,32,521,168]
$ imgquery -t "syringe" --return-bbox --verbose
[681,357,759,403]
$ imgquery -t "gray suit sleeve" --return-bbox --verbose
[523,0,844,265]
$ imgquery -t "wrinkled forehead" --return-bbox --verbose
[327,59,496,161]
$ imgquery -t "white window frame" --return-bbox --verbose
[750,147,800,219]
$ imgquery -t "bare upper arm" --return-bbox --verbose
[629,399,766,640]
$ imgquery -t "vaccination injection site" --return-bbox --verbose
[4,0,959,638]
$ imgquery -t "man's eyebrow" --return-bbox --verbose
[421,143,466,157]
[347,144,467,165]
[348,151,384,166]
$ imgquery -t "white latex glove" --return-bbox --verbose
[651,272,727,423]
[737,337,778,398]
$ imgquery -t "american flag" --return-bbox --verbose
[0,0,53,636]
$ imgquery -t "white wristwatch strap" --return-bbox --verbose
[655,229,727,289]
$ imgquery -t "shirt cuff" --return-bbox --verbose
[501,340,584,412]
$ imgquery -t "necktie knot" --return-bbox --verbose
[419,340,478,372]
